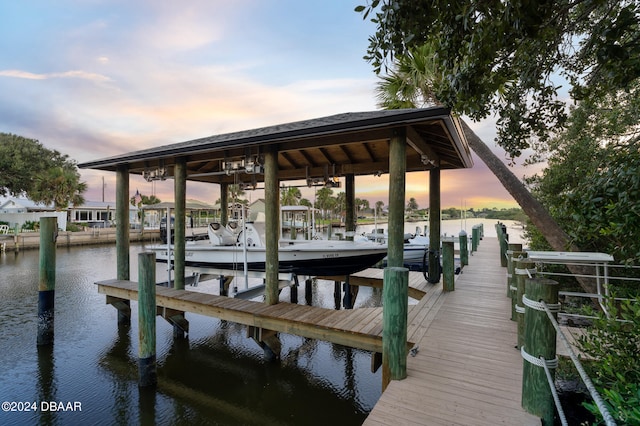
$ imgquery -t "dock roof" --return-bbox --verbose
[78,107,473,185]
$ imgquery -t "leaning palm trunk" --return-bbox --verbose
[461,120,598,294]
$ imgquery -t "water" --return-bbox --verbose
[0,244,382,426]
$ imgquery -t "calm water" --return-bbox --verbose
[0,243,383,426]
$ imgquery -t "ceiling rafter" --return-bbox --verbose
[406,125,440,167]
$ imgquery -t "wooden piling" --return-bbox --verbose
[115,165,131,325]
[459,230,468,266]
[442,238,455,291]
[515,259,535,349]
[498,223,509,267]
[471,225,479,252]
[138,252,157,387]
[522,277,558,425]
[382,266,408,391]
[345,173,355,241]
[506,242,523,301]
[305,278,313,305]
[387,128,406,268]
[37,217,57,346]
[508,248,525,320]
[264,146,279,305]
[173,157,186,291]
[428,167,441,283]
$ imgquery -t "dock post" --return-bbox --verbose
[333,281,341,309]
[507,243,523,295]
[442,238,455,291]
[497,222,509,267]
[521,277,558,425]
[515,259,535,349]
[138,252,157,387]
[459,230,468,266]
[507,244,524,318]
[471,225,479,252]
[382,266,408,391]
[115,165,131,326]
[305,278,313,305]
[343,276,353,309]
[37,217,57,346]
[290,275,299,304]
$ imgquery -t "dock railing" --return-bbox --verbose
[509,251,640,425]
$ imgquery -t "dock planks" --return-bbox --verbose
[363,237,539,425]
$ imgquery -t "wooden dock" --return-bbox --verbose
[97,268,440,355]
[97,236,540,424]
[363,236,540,425]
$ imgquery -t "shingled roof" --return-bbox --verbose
[78,107,473,185]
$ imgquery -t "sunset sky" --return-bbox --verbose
[0,1,538,210]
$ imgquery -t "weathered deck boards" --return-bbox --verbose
[318,268,431,300]
[364,237,540,426]
[97,269,433,355]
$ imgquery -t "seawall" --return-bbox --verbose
[0,228,161,252]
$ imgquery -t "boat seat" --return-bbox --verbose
[208,223,236,246]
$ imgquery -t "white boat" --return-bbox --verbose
[152,221,388,276]
[366,226,430,264]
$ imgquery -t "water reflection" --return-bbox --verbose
[1,244,380,425]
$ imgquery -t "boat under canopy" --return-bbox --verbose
[152,221,388,277]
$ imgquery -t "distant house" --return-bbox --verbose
[249,199,265,221]
[0,197,67,231]
[68,200,139,228]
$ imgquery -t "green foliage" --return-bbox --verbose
[0,133,86,209]
[528,84,640,265]
[357,0,640,159]
[578,297,640,424]
[280,186,302,206]
[66,222,85,232]
[21,220,38,231]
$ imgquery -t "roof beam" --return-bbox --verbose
[406,125,440,167]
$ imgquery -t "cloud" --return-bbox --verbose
[0,69,112,82]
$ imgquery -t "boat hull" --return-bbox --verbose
[151,241,388,276]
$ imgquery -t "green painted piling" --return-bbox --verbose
[471,225,479,252]
[387,128,406,268]
[459,230,468,266]
[506,243,523,298]
[116,165,130,281]
[37,217,57,346]
[442,238,455,291]
[173,158,186,291]
[115,166,131,326]
[522,277,558,425]
[264,146,279,305]
[345,173,355,241]
[138,252,157,387]
[508,248,525,321]
[515,259,535,349]
[382,266,408,391]
[428,167,441,283]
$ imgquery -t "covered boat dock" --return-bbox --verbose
[78,107,474,389]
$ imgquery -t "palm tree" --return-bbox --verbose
[280,186,302,206]
[31,166,86,210]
